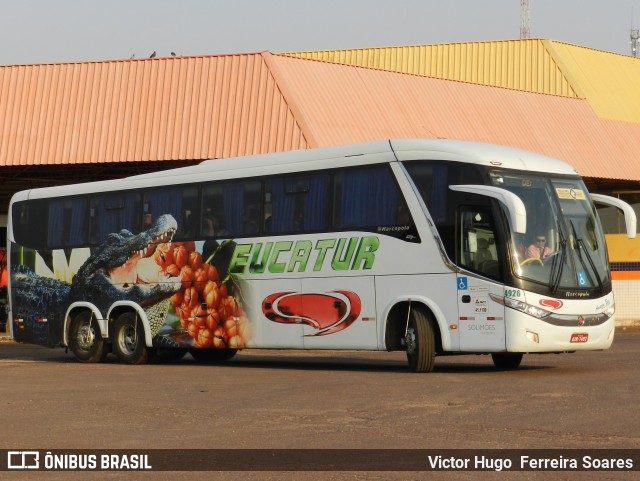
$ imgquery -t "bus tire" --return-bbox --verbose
[112,312,149,365]
[189,348,237,363]
[69,311,105,363]
[405,308,436,373]
[491,352,523,370]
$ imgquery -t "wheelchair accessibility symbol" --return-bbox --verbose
[457,277,468,290]
[577,271,588,287]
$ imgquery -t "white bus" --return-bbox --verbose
[7,139,636,371]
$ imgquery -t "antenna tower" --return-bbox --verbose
[632,7,639,57]
[520,0,531,39]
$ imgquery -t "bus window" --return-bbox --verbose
[201,179,261,238]
[143,186,199,240]
[458,207,502,281]
[404,162,449,223]
[48,197,88,248]
[333,165,406,230]
[404,160,487,258]
[264,172,330,234]
[12,201,48,250]
[89,192,142,244]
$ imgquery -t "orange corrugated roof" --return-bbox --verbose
[267,54,640,181]
[0,53,309,166]
[2,51,640,181]
[284,39,580,98]
[285,39,640,124]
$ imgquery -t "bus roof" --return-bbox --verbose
[390,139,579,175]
[13,139,579,201]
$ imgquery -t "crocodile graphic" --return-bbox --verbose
[11,266,72,345]
[11,214,182,346]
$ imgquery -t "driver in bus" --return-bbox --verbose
[526,234,553,260]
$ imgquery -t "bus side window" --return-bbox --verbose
[48,197,88,248]
[89,193,142,245]
[264,172,330,235]
[12,201,48,250]
[334,165,406,229]
[201,180,261,238]
[404,162,449,224]
[143,186,199,240]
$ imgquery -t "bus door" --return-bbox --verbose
[457,274,505,351]
[456,207,506,351]
[301,276,377,349]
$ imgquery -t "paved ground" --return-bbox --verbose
[0,326,638,481]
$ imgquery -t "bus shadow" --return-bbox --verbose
[0,344,551,373]
[432,362,549,374]
[27,355,552,373]
[193,355,411,373]
[183,353,552,374]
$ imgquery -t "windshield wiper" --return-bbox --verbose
[569,220,603,292]
[550,221,566,294]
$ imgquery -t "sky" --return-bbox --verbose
[2,0,640,66]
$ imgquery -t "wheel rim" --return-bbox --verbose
[76,323,95,351]
[405,327,417,355]
[118,325,138,355]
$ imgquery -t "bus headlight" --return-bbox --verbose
[490,294,551,319]
[604,305,615,318]
[502,297,551,319]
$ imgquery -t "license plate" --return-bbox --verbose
[570,333,588,343]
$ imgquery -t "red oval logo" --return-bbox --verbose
[539,299,563,310]
[262,291,361,336]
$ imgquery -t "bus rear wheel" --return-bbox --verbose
[491,352,523,370]
[405,308,436,373]
[112,313,150,365]
[69,312,105,363]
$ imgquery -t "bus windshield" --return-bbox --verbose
[490,172,610,292]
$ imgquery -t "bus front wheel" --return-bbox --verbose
[112,313,150,365]
[491,352,523,370]
[69,312,105,363]
[405,308,436,373]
